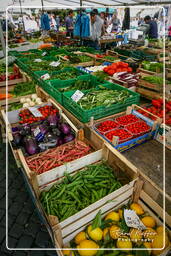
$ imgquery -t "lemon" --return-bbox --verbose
[156,226,165,234]
[130,203,144,215]
[144,242,152,255]
[143,228,157,241]
[152,233,169,255]
[103,228,109,239]
[116,236,132,251]
[130,228,143,242]
[75,231,87,245]
[110,225,121,239]
[87,225,103,241]
[63,249,74,256]
[77,239,99,256]
[105,211,120,222]
[141,216,156,228]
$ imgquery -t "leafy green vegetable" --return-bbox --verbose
[8,102,23,111]
[12,82,36,97]
[142,61,163,72]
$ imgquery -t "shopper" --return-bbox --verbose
[100,12,108,34]
[144,15,158,39]
[109,12,120,32]
[55,15,60,32]
[89,11,103,49]
[40,11,50,37]
[65,10,74,38]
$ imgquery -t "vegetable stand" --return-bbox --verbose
[53,179,171,256]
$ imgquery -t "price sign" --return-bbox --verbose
[49,61,61,67]
[124,209,146,230]
[41,73,50,80]
[28,107,43,117]
[42,52,47,56]
[34,58,42,62]
[71,90,84,103]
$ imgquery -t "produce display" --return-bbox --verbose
[0,65,21,81]
[85,65,108,73]
[67,202,170,256]
[93,71,109,82]
[77,87,130,110]
[138,98,171,125]
[12,82,36,97]
[95,114,151,144]
[8,94,42,111]
[141,61,163,73]
[116,114,140,126]
[126,121,151,137]
[26,140,91,174]
[12,105,75,155]
[96,120,119,134]
[64,53,93,63]
[40,162,122,221]
[59,77,97,92]
[45,68,81,80]
[105,128,133,143]
[113,72,139,87]
[103,62,132,76]
[142,75,163,85]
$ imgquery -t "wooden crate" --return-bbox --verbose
[54,180,171,255]
[136,87,163,100]
[17,132,102,188]
[87,104,161,152]
[138,67,162,76]
[30,142,138,238]
[166,68,171,79]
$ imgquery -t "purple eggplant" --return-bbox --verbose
[48,114,60,127]
[58,123,71,135]
[63,134,75,144]
[25,136,39,155]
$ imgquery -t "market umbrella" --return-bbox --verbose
[122,7,130,31]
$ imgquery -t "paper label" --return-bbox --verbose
[34,127,41,137]
[41,73,50,80]
[124,209,146,230]
[49,61,61,67]
[42,52,47,56]
[71,90,84,102]
[28,107,43,117]
[34,58,42,62]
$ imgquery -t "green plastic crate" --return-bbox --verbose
[47,73,98,104]
[63,82,140,123]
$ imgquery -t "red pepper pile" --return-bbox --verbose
[19,105,58,124]
[103,62,132,76]
[97,120,119,133]
[105,128,132,143]
[116,114,140,126]
[26,140,91,174]
[126,121,151,136]
[138,98,171,126]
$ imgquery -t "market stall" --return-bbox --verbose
[1,1,171,255]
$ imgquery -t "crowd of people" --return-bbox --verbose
[1,8,170,46]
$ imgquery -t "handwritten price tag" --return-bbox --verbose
[124,209,146,230]
[28,107,43,117]
[41,73,50,80]
[71,90,84,103]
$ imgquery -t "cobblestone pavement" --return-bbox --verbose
[0,141,58,256]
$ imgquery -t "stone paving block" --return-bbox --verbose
[24,222,41,237]
[0,215,6,227]
[0,226,6,243]
[35,232,52,248]
[9,202,24,216]
[16,235,34,249]
[0,208,5,220]
[8,214,16,228]
[0,187,6,199]
[1,240,13,254]
[13,251,28,256]
[9,223,23,239]
[8,237,18,249]
[8,189,17,199]
[15,212,31,226]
